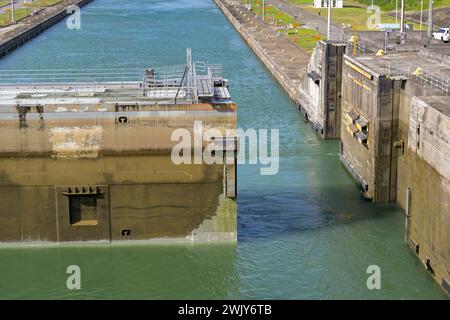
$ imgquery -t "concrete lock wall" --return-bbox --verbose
[340,56,402,201]
[0,156,236,243]
[0,105,237,243]
[397,95,450,295]
[300,41,345,139]
[339,52,449,294]
[0,0,94,57]
[215,0,344,140]
[215,0,449,295]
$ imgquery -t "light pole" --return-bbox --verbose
[262,0,265,21]
[399,0,406,44]
[327,0,332,40]
[420,0,423,31]
[395,0,398,24]
[400,0,405,34]
[428,0,433,38]
[11,0,15,24]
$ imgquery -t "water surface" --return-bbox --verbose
[0,0,446,299]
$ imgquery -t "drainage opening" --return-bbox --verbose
[68,195,99,226]
[121,229,132,238]
[424,258,435,276]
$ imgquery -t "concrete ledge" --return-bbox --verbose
[340,152,369,197]
[214,1,306,108]
[0,0,94,57]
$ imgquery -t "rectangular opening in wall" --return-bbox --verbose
[69,195,98,226]
[62,186,104,226]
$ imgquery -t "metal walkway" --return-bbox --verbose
[0,49,232,107]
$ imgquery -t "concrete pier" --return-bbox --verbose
[0,54,237,244]
[214,0,308,99]
[0,0,93,57]
[215,0,449,296]
[215,0,346,138]
[339,48,450,295]
[399,95,450,294]
[301,40,346,138]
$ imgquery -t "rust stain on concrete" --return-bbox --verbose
[49,126,103,158]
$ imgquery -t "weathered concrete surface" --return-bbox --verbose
[0,0,93,57]
[214,0,308,104]
[0,156,233,243]
[340,49,450,295]
[302,40,345,138]
[340,55,405,201]
[218,0,450,294]
[0,108,236,156]
[397,96,450,296]
[214,0,308,128]
[0,106,237,244]
[340,51,450,201]
[0,77,237,244]
[215,0,345,138]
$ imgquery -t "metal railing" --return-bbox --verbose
[0,68,146,85]
[346,40,366,56]
[411,70,450,95]
[143,56,223,103]
[0,50,225,104]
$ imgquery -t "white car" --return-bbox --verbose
[433,28,449,42]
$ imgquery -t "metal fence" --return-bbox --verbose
[346,40,366,56]
[411,70,450,95]
[0,50,224,104]
[0,68,146,85]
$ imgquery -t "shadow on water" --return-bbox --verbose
[238,186,400,242]
[0,0,446,300]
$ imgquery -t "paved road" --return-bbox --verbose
[263,0,445,52]
[0,0,81,40]
[269,0,346,40]
[0,1,27,15]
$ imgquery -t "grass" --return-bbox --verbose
[264,5,295,25]
[287,0,314,5]
[244,0,295,24]
[355,0,449,11]
[24,0,63,8]
[288,28,323,54]
[287,0,450,10]
[0,0,62,27]
[305,6,421,31]
[0,8,33,27]
[0,1,9,7]
[241,0,323,54]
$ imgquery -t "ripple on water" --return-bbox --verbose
[0,0,446,300]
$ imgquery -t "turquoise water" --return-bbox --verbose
[0,0,446,299]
